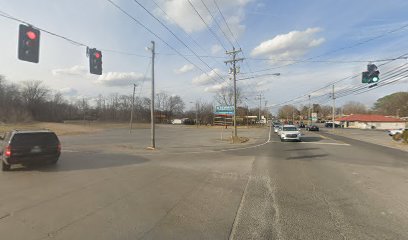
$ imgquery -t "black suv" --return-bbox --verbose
[0,130,61,171]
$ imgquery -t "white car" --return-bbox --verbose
[388,128,407,136]
[273,125,281,133]
[279,125,302,142]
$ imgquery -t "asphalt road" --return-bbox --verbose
[0,126,407,239]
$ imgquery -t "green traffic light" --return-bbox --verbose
[372,77,379,82]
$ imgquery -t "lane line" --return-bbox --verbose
[299,142,350,146]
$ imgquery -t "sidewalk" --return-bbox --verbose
[320,128,408,152]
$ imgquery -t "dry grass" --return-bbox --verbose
[0,122,150,136]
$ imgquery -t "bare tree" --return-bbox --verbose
[277,105,299,121]
[214,85,243,106]
[342,101,367,115]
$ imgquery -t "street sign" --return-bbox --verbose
[215,106,234,115]
[311,112,318,122]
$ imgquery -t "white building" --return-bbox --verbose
[336,114,406,130]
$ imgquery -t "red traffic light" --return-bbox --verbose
[26,31,37,40]
[94,52,101,59]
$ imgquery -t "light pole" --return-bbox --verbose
[129,83,137,133]
[190,101,198,128]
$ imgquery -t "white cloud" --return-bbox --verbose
[155,0,252,34]
[95,72,147,87]
[222,15,246,39]
[52,65,87,76]
[204,81,229,92]
[174,64,195,74]
[251,28,325,61]
[59,87,78,96]
[211,44,223,55]
[192,68,223,85]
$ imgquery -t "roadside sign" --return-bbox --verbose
[311,112,318,122]
[215,105,234,115]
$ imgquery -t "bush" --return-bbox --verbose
[393,133,402,141]
[402,130,408,144]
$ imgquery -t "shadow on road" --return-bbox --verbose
[301,136,324,142]
[8,152,149,172]
[284,148,320,151]
[286,154,329,160]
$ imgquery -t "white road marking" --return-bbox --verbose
[61,149,79,153]
[299,142,350,146]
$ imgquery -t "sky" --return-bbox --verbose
[1,0,408,112]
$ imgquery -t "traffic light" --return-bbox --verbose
[18,24,40,63]
[89,48,102,75]
[362,64,380,83]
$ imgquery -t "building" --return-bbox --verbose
[336,114,406,130]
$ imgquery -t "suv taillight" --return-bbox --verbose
[57,143,61,152]
[5,145,11,157]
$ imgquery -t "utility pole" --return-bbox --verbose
[256,93,263,125]
[195,102,199,128]
[308,95,311,126]
[129,83,137,133]
[332,85,335,130]
[149,41,156,149]
[225,47,243,140]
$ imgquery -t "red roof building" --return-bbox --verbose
[336,114,406,130]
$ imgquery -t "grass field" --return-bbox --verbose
[0,122,150,136]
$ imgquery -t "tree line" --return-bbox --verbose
[0,76,186,123]
[277,92,408,121]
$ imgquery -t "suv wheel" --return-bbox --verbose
[2,161,11,171]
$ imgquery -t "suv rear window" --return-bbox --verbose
[11,132,59,146]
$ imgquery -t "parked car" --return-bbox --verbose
[325,122,341,128]
[387,128,408,136]
[308,125,319,131]
[298,122,306,128]
[0,130,61,171]
[279,125,302,142]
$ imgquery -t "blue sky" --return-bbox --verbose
[0,0,408,111]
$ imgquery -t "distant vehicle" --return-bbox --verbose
[0,130,61,171]
[273,124,281,133]
[325,122,341,128]
[387,128,407,136]
[279,125,302,142]
[308,125,319,131]
[171,119,183,125]
[298,122,306,128]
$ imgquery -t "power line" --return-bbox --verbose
[130,0,226,85]
[252,22,408,73]
[245,56,408,63]
[187,0,228,51]
[199,0,234,48]
[0,12,85,47]
[267,53,408,108]
[151,0,224,68]
[212,0,259,96]
[106,0,227,87]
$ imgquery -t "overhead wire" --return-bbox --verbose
[199,0,234,48]
[106,0,226,87]
[267,52,408,109]
[131,0,226,85]
[251,22,408,74]
[187,0,228,52]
